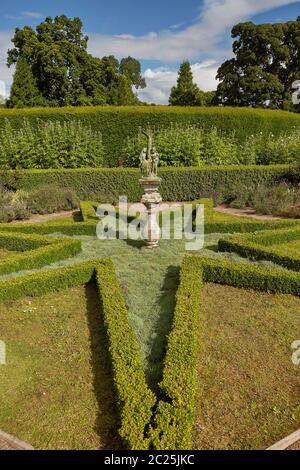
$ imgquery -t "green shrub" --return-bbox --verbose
[95,260,156,450]
[247,130,300,165]
[0,165,292,203]
[199,256,300,296]
[252,183,297,216]
[0,189,30,222]
[123,125,243,168]
[0,106,300,166]
[0,231,81,276]
[218,226,300,272]
[0,118,104,169]
[149,256,203,450]
[26,184,79,214]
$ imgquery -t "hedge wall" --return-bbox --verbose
[3,164,292,202]
[1,106,300,166]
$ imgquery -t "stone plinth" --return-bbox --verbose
[139,176,162,249]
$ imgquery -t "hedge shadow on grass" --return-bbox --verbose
[84,283,122,450]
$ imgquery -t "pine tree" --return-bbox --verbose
[169,61,203,106]
[9,57,44,108]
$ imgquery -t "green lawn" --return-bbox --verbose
[0,285,120,450]
[194,283,300,450]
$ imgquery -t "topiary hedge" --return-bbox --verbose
[0,231,81,276]
[218,226,300,272]
[95,259,156,450]
[149,256,203,450]
[1,106,300,166]
[1,164,293,202]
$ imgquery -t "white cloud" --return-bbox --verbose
[138,61,219,104]
[0,31,14,97]
[0,1,299,102]
[88,0,299,62]
[22,11,44,19]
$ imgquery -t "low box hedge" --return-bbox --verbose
[1,165,292,202]
[149,256,203,450]
[0,231,81,276]
[218,226,300,272]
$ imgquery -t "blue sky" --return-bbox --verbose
[0,1,299,102]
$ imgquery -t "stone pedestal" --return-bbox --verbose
[139,176,162,249]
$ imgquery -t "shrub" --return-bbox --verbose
[218,227,300,273]
[0,189,30,222]
[149,256,203,450]
[123,125,242,168]
[3,165,291,203]
[243,129,300,165]
[0,106,300,166]
[0,118,104,169]
[95,260,156,450]
[252,183,299,216]
[26,184,79,214]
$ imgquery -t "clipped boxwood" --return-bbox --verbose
[96,259,156,450]
[149,256,203,450]
[2,164,292,202]
[1,106,300,166]
[218,226,300,272]
[0,231,81,276]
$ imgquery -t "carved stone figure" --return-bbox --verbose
[140,127,160,177]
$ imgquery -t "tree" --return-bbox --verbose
[108,74,138,105]
[7,15,146,107]
[169,62,203,106]
[119,57,146,89]
[8,57,44,108]
[216,17,300,111]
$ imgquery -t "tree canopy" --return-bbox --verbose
[216,17,300,111]
[7,15,145,108]
[169,61,215,106]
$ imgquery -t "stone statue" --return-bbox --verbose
[140,127,160,177]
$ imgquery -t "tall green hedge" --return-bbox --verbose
[2,164,292,202]
[0,106,300,166]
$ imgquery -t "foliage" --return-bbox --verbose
[95,260,156,450]
[169,62,204,106]
[244,129,300,165]
[0,231,81,276]
[0,189,30,222]
[0,106,300,166]
[26,184,79,214]
[219,226,300,272]
[8,57,45,108]
[0,118,104,169]
[149,256,203,450]
[0,165,292,203]
[7,16,144,108]
[199,256,300,297]
[216,17,300,111]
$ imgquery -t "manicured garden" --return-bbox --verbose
[0,105,300,450]
[0,198,299,450]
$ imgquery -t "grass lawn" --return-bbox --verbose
[194,283,300,450]
[0,284,120,450]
